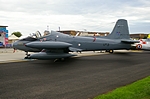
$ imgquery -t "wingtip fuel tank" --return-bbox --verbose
[25,41,72,49]
[28,52,76,59]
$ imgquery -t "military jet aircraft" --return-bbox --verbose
[13,19,139,60]
[132,39,150,51]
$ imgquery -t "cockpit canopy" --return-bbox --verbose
[19,37,37,41]
[29,30,50,38]
[19,30,51,41]
[19,31,42,41]
[29,31,42,38]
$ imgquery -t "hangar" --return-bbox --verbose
[58,30,149,39]
[58,30,109,36]
[130,34,148,39]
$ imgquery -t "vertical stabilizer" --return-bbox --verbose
[107,19,130,39]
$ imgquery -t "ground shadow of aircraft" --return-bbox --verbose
[13,19,139,60]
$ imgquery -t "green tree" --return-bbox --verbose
[11,31,22,37]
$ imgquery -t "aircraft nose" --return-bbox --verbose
[12,41,19,49]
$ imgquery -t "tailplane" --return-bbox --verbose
[106,19,130,39]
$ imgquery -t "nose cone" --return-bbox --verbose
[12,40,28,51]
[12,41,19,49]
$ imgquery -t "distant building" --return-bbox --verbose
[58,30,77,36]
[58,30,109,36]
[130,33,149,39]
[8,34,19,44]
[59,30,149,39]
[0,26,8,47]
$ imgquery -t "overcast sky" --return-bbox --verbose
[0,0,150,36]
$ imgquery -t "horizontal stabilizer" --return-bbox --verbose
[25,41,72,49]
[121,39,139,44]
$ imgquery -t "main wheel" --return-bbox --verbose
[109,50,114,53]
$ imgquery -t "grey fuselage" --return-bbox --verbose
[35,31,131,51]
[13,19,139,59]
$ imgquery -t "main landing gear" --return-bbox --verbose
[106,50,114,53]
[53,58,65,62]
[24,51,31,59]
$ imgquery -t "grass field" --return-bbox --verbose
[94,76,150,99]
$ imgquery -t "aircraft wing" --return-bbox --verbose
[25,41,77,59]
[28,52,77,60]
[69,47,83,52]
[121,39,139,44]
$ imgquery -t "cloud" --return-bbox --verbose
[0,0,150,36]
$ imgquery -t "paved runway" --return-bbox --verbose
[0,51,150,99]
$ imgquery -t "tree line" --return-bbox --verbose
[11,31,22,37]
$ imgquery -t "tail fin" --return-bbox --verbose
[106,19,130,39]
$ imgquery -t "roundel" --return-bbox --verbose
[136,44,142,49]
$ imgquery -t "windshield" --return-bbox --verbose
[19,37,37,41]
[29,31,42,38]
[29,30,51,38]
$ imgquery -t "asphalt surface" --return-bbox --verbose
[0,51,150,99]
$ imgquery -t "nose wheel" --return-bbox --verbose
[54,58,65,62]
[24,52,31,59]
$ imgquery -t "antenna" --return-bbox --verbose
[58,27,60,31]
[47,25,49,31]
